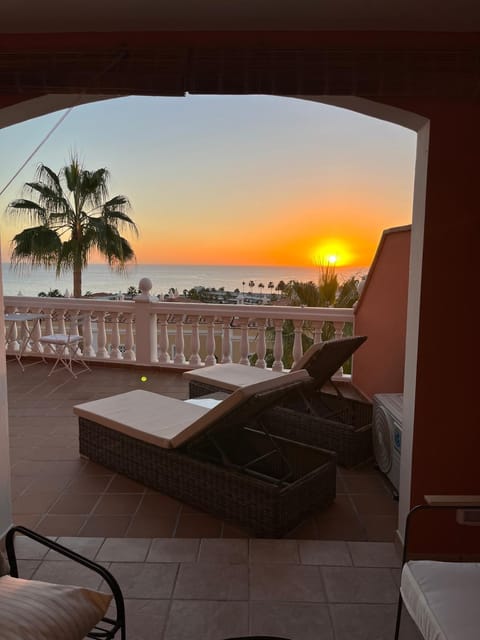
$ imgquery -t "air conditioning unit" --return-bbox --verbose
[372,393,403,493]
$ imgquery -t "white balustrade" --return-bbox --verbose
[4,282,356,378]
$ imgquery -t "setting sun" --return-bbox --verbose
[311,240,353,268]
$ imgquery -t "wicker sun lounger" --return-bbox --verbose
[184,336,373,467]
[74,370,336,537]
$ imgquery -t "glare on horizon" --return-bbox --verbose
[0,94,416,269]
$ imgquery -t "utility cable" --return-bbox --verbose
[0,106,74,198]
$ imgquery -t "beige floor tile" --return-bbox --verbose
[198,539,249,564]
[250,602,334,640]
[329,603,397,640]
[299,540,352,566]
[108,561,178,598]
[164,601,249,640]
[249,539,300,564]
[321,567,399,603]
[33,559,105,589]
[250,564,326,602]
[347,541,401,568]
[122,599,170,640]
[146,538,200,563]
[96,537,152,562]
[174,563,248,600]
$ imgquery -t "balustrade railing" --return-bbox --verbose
[4,282,356,377]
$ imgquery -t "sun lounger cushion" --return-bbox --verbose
[0,575,112,640]
[183,336,367,394]
[73,369,311,449]
[184,361,285,391]
[400,560,480,640]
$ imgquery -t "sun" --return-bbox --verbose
[311,240,352,268]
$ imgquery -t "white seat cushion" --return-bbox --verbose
[0,575,111,640]
[39,334,82,345]
[401,560,480,640]
[183,362,285,390]
[74,369,310,449]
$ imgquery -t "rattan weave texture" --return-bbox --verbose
[79,417,336,537]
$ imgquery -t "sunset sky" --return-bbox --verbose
[0,94,416,268]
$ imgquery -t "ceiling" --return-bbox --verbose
[1,1,480,108]
[2,0,480,33]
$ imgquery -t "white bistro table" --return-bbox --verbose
[4,312,50,370]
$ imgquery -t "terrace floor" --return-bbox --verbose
[5,361,411,640]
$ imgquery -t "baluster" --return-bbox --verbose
[157,314,170,363]
[238,317,250,365]
[333,321,345,340]
[174,315,186,365]
[292,319,304,369]
[189,316,201,366]
[333,321,346,376]
[28,307,44,354]
[221,316,233,364]
[312,320,324,344]
[272,319,284,372]
[204,316,216,366]
[96,312,109,359]
[6,317,19,354]
[109,312,123,360]
[58,310,67,335]
[42,311,55,354]
[122,313,135,361]
[255,317,267,369]
[81,312,95,357]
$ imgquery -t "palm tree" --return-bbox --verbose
[6,155,138,297]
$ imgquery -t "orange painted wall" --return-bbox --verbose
[352,226,411,400]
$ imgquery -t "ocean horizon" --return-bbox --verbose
[1,263,368,298]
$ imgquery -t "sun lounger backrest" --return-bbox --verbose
[171,369,312,447]
[291,336,367,386]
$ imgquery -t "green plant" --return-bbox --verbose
[6,154,138,297]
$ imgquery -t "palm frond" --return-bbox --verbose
[6,199,48,225]
[10,226,61,268]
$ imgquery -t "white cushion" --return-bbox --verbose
[39,334,82,345]
[0,574,112,640]
[74,369,311,449]
[183,362,285,390]
[401,560,480,640]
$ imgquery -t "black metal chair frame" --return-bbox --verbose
[5,525,126,640]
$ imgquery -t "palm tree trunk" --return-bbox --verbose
[73,265,82,298]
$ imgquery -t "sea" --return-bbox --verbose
[1,263,368,298]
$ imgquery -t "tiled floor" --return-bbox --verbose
[4,361,411,639]
[10,534,413,640]
[7,361,398,541]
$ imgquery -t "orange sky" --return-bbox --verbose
[0,95,416,269]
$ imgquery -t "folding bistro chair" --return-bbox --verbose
[39,315,91,378]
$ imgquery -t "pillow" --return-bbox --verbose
[0,551,9,576]
[0,575,112,640]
